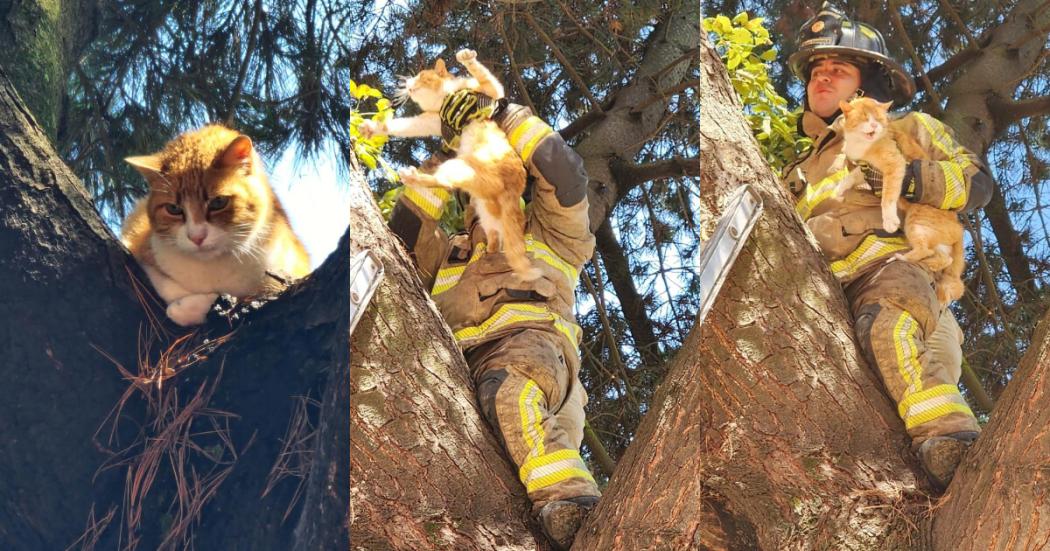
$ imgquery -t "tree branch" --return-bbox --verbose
[613,157,700,189]
[496,13,539,115]
[522,11,603,112]
[989,94,1050,125]
[922,46,983,84]
[225,0,263,126]
[630,78,700,114]
[557,108,606,142]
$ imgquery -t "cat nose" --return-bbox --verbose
[188,228,208,246]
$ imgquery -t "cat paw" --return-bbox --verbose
[882,215,900,233]
[456,49,477,64]
[398,166,421,185]
[359,120,385,138]
[167,293,219,326]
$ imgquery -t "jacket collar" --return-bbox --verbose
[801,110,837,140]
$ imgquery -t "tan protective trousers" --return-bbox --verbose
[465,328,601,512]
[845,260,981,447]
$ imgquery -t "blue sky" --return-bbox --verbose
[268,148,349,269]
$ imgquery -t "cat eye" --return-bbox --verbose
[163,203,183,216]
[207,196,230,211]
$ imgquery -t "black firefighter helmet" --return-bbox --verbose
[787,2,915,104]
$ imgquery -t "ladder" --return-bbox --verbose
[696,184,764,327]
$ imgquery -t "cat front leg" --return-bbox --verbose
[363,113,441,139]
[880,165,905,233]
[455,49,504,99]
[142,265,218,326]
[167,293,220,326]
[401,159,476,190]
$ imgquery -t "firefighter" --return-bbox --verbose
[781,3,995,489]
[387,93,601,548]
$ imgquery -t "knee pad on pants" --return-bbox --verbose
[476,368,509,434]
[854,303,882,368]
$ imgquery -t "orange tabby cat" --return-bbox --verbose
[837,98,965,304]
[121,125,311,326]
[361,49,537,280]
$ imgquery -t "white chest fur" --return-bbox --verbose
[152,237,269,297]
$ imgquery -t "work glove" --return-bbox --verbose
[494,103,588,208]
[858,160,921,201]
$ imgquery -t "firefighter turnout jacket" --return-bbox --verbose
[783,109,993,443]
[388,104,601,508]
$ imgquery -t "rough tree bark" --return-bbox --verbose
[931,306,1050,551]
[575,32,926,551]
[347,167,539,549]
[0,64,350,550]
[0,0,100,140]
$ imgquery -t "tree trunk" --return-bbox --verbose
[936,0,1049,307]
[931,306,1050,550]
[575,1,701,231]
[0,0,99,140]
[595,220,664,375]
[0,63,350,550]
[574,32,931,551]
[346,165,538,549]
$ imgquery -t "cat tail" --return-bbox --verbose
[937,237,966,304]
[501,213,541,281]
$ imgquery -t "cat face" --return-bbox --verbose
[399,58,461,112]
[126,127,272,260]
[839,97,893,143]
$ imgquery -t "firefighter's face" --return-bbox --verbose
[807,58,861,118]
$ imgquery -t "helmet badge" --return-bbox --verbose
[811,21,825,33]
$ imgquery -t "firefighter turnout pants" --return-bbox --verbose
[465,328,601,512]
[846,259,981,446]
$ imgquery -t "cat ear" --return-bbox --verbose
[125,155,163,178]
[877,100,894,111]
[217,135,254,170]
[838,100,852,113]
[434,58,449,76]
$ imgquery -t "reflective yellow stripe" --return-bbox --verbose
[892,312,923,395]
[402,185,451,219]
[795,167,849,219]
[526,235,577,284]
[518,380,545,457]
[526,468,596,493]
[431,235,576,296]
[431,265,466,296]
[829,235,909,279]
[520,449,596,492]
[453,303,582,349]
[508,116,553,162]
[905,403,974,429]
[936,160,966,209]
[897,384,967,418]
[913,114,970,209]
